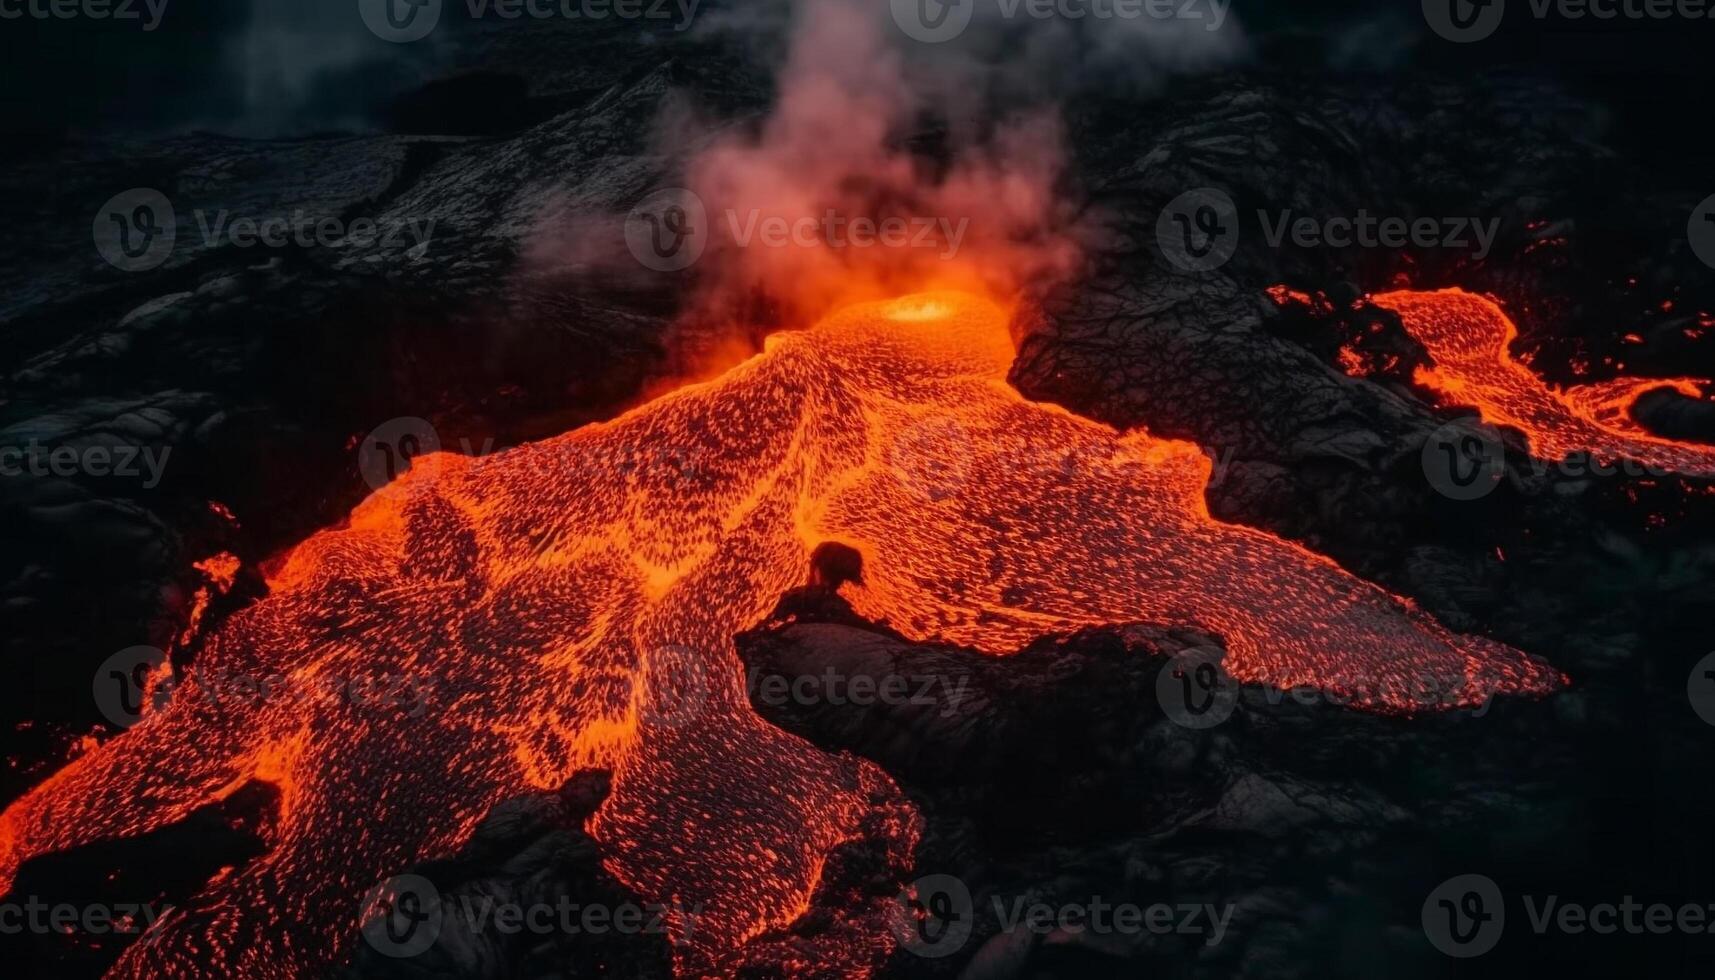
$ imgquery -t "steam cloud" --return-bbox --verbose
[524,0,1250,376]
[675,0,1249,325]
[682,0,1066,322]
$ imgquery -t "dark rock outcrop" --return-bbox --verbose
[733,590,1710,980]
[342,771,677,980]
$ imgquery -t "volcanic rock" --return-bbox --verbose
[731,588,1711,979]
[341,771,676,980]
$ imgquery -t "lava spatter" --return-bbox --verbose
[1373,288,1715,475]
[0,292,1562,978]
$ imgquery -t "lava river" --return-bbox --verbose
[1373,288,1715,475]
[0,292,1563,977]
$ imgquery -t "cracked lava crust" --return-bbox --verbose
[0,291,1564,978]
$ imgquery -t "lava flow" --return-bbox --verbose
[0,292,1562,978]
[1373,288,1715,475]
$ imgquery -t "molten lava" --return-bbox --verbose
[0,293,1561,977]
[1373,288,1715,475]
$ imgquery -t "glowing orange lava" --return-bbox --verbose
[0,292,1562,977]
[1372,288,1715,475]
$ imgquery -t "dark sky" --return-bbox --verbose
[1,0,1709,144]
[1,0,445,137]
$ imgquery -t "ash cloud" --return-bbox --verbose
[520,0,1252,368]
[665,0,1250,324]
[680,0,1073,321]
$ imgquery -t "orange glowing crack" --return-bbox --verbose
[0,292,1562,978]
[1371,288,1715,475]
[175,552,243,650]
